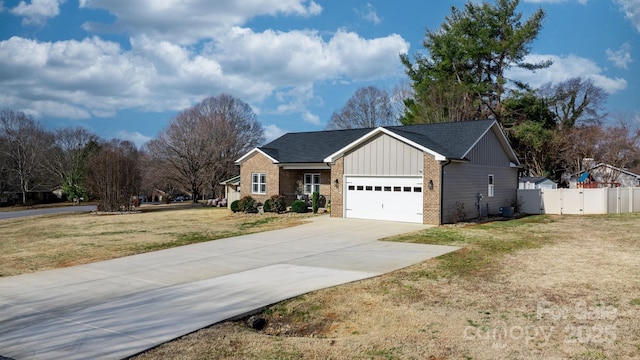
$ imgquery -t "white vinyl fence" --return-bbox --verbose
[517,188,640,215]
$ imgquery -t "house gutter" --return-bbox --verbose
[440,159,452,225]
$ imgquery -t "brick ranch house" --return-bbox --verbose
[235,119,520,224]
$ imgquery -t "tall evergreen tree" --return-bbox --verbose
[401,0,551,124]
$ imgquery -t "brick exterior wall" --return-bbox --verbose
[239,152,279,203]
[240,150,443,224]
[329,157,344,218]
[423,154,442,225]
[278,169,299,204]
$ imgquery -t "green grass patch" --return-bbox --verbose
[389,217,555,279]
[572,351,608,360]
[387,227,474,246]
[473,215,554,229]
[263,296,323,323]
[630,298,640,306]
[365,347,401,360]
[239,217,277,230]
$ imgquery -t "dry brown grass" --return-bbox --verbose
[0,204,311,277]
[135,214,640,360]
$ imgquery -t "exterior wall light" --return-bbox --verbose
[428,179,434,190]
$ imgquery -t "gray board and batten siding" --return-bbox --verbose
[441,126,518,222]
[343,133,423,176]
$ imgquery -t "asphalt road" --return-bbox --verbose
[0,205,96,220]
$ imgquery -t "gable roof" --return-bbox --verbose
[236,127,371,164]
[574,162,640,179]
[220,175,240,186]
[236,119,519,165]
[385,120,498,160]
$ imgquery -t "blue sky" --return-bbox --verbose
[1,0,638,147]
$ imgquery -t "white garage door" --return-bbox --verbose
[344,176,423,223]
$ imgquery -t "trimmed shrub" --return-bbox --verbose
[263,199,272,212]
[238,195,257,213]
[312,192,319,213]
[270,195,286,213]
[230,200,240,212]
[291,199,307,213]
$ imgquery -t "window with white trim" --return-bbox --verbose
[304,173,320,195]
[488,174,494,197]
[252,173,266,194]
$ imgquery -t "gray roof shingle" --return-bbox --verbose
[385,119,495,159]
[259,128,372,163]
[258,119,499,163]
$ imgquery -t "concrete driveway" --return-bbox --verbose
[0,216,458,360]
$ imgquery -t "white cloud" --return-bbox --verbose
[271,85,323,126]
[0,1,409,126]
[10,0,65,25]
[0,36,159,117]
[606,43,633,69]
[615,0,640,32]
[116,130,152,148]
[302,111,321,125]
[263,124,287,143]
[0,26,408,124]
[214,28,408,86]
[79,0,323,45]
[327,30,409,81]
[356,3,381,25]
[508,54,628,94]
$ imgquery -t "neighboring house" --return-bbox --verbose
[235,119,520,224]
[519,176,557,190]
[569,161,640,188]
[220,175,241,207]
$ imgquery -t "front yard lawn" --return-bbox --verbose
[136,214,640,360]
[0,204,312,277]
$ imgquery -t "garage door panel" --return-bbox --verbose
[345,177,423,223]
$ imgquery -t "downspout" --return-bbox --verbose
[440,160,452,225]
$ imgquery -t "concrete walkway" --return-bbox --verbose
[0,216,458,359]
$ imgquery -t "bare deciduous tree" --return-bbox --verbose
[558,115,640,184]
[389,81,413,122]
[594,116,640,183]
[0,135,15,201]
[540,77,607,128]
[557,125,601,178]
[326,86,397,130]
[0,110,54,204]
[147,94,264,201]
[87,139,141,211]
